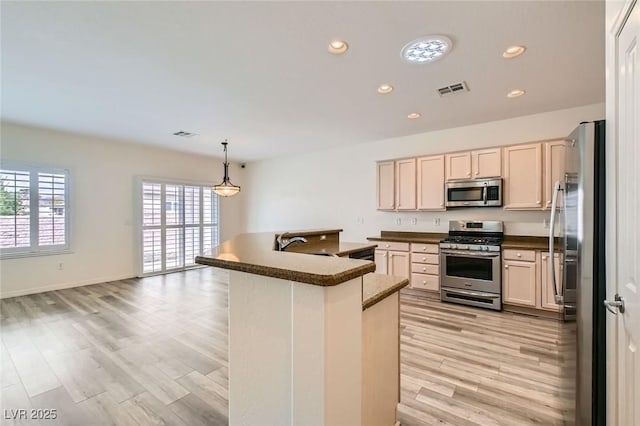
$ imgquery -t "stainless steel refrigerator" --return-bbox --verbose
[548,120,606,426]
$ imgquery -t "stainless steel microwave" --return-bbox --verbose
[445,178,502,207]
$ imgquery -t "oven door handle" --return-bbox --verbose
[440,249,500,258]
[443,288,501,299]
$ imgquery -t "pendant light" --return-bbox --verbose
[213,139,241,197]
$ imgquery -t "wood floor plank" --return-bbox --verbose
[0,269,576,426]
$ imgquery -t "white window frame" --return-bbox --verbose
[0,161,71,259]
[136,177,219,277]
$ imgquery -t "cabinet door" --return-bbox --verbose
[445,152,471,180]
[374,250,388,275]
[472,148,501,178]
[388,251,410,279]
[503,143,543,209]
[503,260,538,307]
[541,252,563,311]
[416,155,445,210]
[376,161,395,210]
[544,141,567,209]
[395,159,416,210]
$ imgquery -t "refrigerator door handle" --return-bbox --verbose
[549,180,564,304]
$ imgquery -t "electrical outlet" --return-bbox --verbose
[411,217,418,225]
[433,218,440,226]
[543,218,549,228]
[356,216,364,225]
[58,262,64,271]
[395,217,402,225]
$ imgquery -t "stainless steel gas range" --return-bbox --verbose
[439,221,503,310]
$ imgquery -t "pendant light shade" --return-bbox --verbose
[213,140,241,197]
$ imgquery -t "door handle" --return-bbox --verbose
[604,294,625,314]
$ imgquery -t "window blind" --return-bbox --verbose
[141,181,219,275]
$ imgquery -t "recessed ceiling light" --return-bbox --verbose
[503,45,526,59]
[507,89,526,98]
[328,39,348,54]
[377,84,394,94]
[401,35,452,64]
[407,112,422,119]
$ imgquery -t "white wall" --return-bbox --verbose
[0,122,246,297]
[243,103,605,242]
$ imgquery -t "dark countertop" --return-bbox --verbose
[502,236,560,250]
[195,231,375,287]
[286,241,378,257]
[362,273,409,310]
[367,231,447,245]
[368,231,560,250]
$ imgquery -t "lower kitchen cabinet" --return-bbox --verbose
[502,250,538,307]
[503,249,564,313]
[374,242,410,279]
[409,243,440,292]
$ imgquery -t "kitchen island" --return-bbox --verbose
[195,230,407,426]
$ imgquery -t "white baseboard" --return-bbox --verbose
[0,274,135,299]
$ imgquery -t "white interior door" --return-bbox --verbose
[613,2,640,424]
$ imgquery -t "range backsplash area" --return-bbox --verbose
[370,208,549,238]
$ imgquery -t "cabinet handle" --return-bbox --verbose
[422,257,427,262]
[385,244,390,248]
[423,281,426,285]
[547,200,551,204]
[423,247,427,251]
[504,265,509,269]
[422,267,426,272]
[516,253,521,257]
[467,172,471,177]
[542,255,547,260]
[440,202,444,206]
[389,254,394,258]
[475,171,479,175]
[382,253,386,257]
[537,200,541,204]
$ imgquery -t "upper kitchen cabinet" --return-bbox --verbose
[446,149,501,180]
[445,152,471,180]
[472,148,502,178]
[395,158,417,210]
[544,140,568,209]
[376,161,395,210]
[417,155,445,210]
[503,143,543,210]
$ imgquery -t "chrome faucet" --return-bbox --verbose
[276,233,308,251]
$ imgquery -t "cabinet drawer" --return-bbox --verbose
[411,263,439,275]
[411,273,439,292]
[411,253,439,264]
[503,249,536,262]
[375,241,409,252]
[410,243,439,254]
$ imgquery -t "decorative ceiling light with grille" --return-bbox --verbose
[401,35,452,64]
[213,140,241,197]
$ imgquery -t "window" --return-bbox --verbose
[140,180,219,275]
[0,164,70,257]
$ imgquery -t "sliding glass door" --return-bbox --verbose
[140,180,218,275]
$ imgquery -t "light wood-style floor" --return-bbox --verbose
[1,269,575,425]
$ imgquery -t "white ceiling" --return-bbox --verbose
[1,1,604,162]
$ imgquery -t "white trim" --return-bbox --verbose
[0,273,135,299]
[1,249,74,260]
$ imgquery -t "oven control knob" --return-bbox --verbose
[482,246,489,251]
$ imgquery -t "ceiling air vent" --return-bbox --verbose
[437,81,469,97]
[172,130,197,138]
